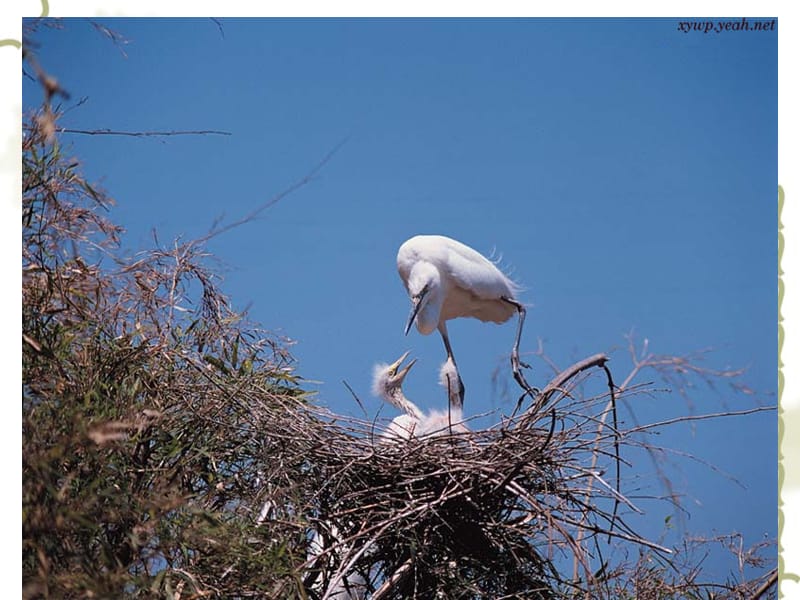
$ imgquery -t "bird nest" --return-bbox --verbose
[250,354,662,599]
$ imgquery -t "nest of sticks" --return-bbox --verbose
[250,353,664,599]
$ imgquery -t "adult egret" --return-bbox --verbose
[372,351,425,440]
[397,234,535,401]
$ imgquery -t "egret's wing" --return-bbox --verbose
[441,237,519,300]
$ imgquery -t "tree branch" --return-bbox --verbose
[57,127,232,137]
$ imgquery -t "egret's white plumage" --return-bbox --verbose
[372,351,424,440]
[397,234,534,399]
[373,353,468,439]
[398,235,519,330]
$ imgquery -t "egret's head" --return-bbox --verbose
[404,262,442,336]
[439,357,464,409]
[371,351,417,399]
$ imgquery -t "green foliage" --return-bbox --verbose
[22,93,307,598]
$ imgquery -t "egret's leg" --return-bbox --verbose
[438,321,455,361]
[441,355,464,411]
[438,322,466,405]
[501,297,539,402]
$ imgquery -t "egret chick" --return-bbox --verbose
[397,234,535,401]
[372,351,424,440]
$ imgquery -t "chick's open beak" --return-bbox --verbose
[389,351,417,383]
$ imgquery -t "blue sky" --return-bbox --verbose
[23,17,777,582]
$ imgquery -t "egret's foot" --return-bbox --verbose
[510,349,531,372]
[512,367,539,397]
[510,353,541,414]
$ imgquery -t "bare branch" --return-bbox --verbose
[87,19,130,57]
[748,567,778,600]
[628,405,776,433]
[57,127,232,137]
[198,136,348,243]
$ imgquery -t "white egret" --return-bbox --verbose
[397,234,535,401]
[372,351,424,440]
[372,353,468,439]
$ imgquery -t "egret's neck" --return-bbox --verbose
[389,389,424,420]
[409,262,443,335]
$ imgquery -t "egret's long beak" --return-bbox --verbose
[403,288,428,336]
[390,351,417,382]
